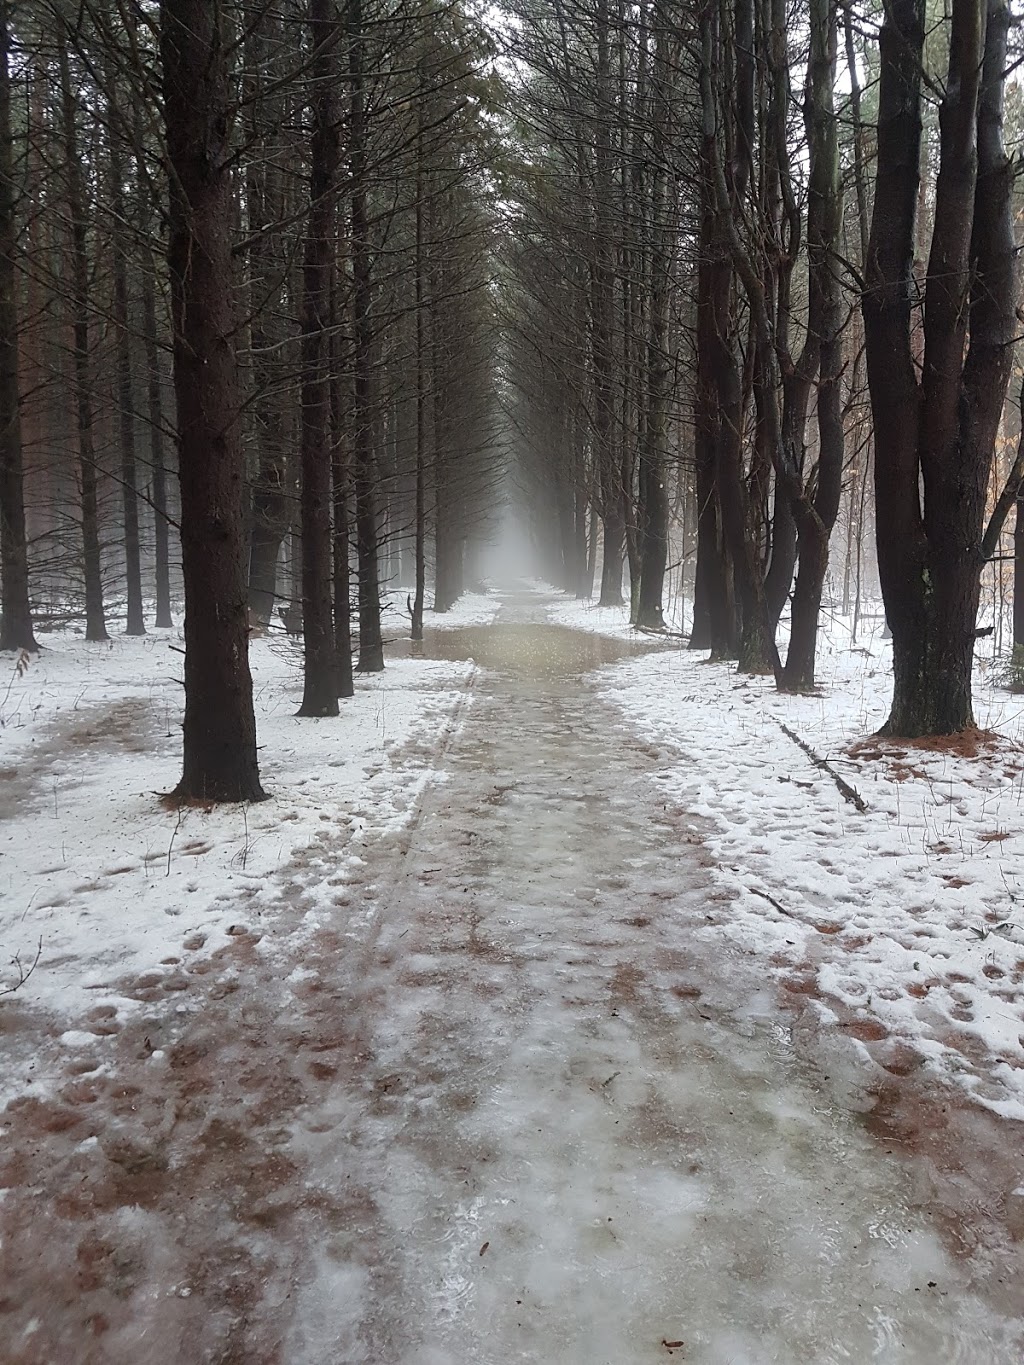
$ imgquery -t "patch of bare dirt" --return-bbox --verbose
[848,726,1018,765]
[0,913,394,1365]
[851,726,1024,780]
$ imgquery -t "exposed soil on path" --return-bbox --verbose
[0,597,1022,1363]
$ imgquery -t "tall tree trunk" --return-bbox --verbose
[59,37,107,642]
[349,0,383,671]
[411,74,426,642]
[593,0,623,607]
[133,77,172,628]
[141,249,172,628]
[635,6,671,630]
[107,87,145,636]
[330,278,354,699]
[332,462,355,697]
[244,13,291,629]
[690,195,735,658]
[864,0,1017,734]
[620,0,644,621]
[696,0,773,669]
[298,0,339,716]
[0,2,35,652]
[760,0,807,638]
[573,450,589,599]
[431,236,460,614]
[246,433,290,625]
[586,497,599,595]
[780,0,843,690]
[571,260,592,600]
[161,0,265,802]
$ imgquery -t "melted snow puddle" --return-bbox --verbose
[423,619,648,675]
[286,602,1023,1364]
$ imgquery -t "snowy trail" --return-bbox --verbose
[287,596,1021,1362]
[1,593,1022,1363]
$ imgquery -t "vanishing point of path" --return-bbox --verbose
[1,592,1022,1363]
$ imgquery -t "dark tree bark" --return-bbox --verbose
[979,381,1024,651]
[107,89,145,636]
[329,276,354,699]
[593,0,623,608]
[691,231,736,656]
[161,0,265,802]
[635,6,671,630]
[132,80,172,629]
[59,37,107,642]
[763,495,796,630]
[779,0,843,691]
[864,0,1018,734]
[430,226,462,615]
[298,0,340,717]
[246,435,289,625]
[349,0,384,671]
[572,432,589,598]
[696,0,775,672]
[411,71,426,642]
[140,247,172,628]
[332,456,355,699]
[620,0,646,622]
[572,263,592,600]
[0,1,35,652]
[759,0,807,639]
[245,13,291,629]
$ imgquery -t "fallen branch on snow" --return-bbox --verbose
[748,886,796,918]
[633,625,688,640]
[777,721,868,813]
[0,938,42,999]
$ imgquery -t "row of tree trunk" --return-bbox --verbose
[0,0,501,798]
[508,0,1023,738]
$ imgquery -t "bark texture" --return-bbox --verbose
[298,0,340,716]
[162,0,265,802]
[863,0,1018,735]
[0,2,35,652]
[349,0,384,671]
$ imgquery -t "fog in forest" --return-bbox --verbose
[1,0,1024,1359]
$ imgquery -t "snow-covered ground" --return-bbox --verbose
[546,589,1024,1121]
[1,587,1020,1362]
[424,591,500,629]
[0,591,496,1096]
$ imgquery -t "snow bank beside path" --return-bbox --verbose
[541,587,644,640]
[423,589,500,630]
[0,629,474,1047]
[557,596,1024,1120]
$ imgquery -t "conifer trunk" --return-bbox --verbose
[161,0,265,801]
[0,2,35,652]
[298,0,340,716]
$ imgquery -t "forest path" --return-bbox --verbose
[1,591,1021,1363]
[284,591,1021,1362]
